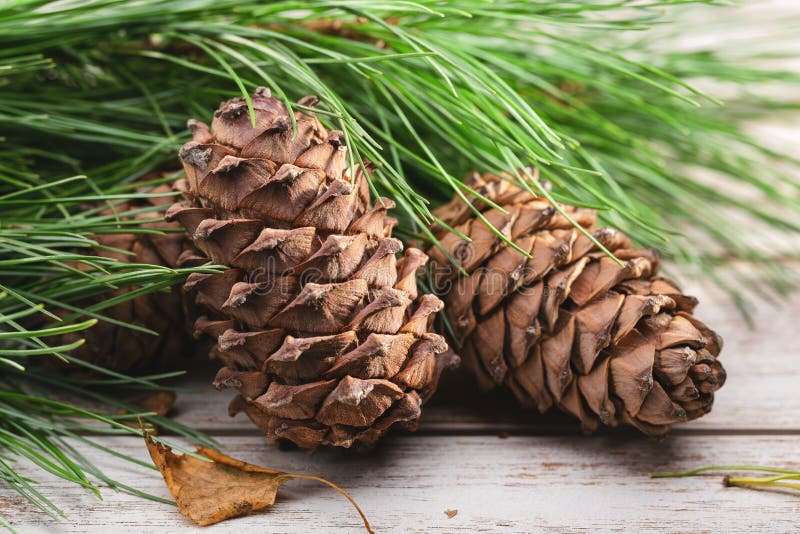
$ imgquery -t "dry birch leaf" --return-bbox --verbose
[144,433,373,531]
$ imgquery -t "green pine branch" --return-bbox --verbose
[653,465,800,492]
[2,1,798,295]
[0,368,217,529]
[0,159,222,528]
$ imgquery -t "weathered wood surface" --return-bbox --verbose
[5,435,800,534]
[5,281,799,533]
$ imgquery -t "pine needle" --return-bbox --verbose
[653,465,800,494]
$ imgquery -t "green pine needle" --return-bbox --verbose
[1,0,796,299]
[0,368,216,526]
[653,465,800,492]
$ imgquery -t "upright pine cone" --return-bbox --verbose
[57,182,201,373]
[428,172,725,436]
[167,89,456,450]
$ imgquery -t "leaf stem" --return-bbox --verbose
[287,474,375,534]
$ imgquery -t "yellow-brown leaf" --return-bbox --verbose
[144,433,373,531]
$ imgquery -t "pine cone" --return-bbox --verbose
[167,89,457,450]
[428,172,725,436]
[57,183,201,373]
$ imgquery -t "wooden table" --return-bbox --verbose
[5,277,799,533]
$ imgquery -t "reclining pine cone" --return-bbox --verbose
[428,172,725,436]
[55,181,202,374]
[168,89,457,450]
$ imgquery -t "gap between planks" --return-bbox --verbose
[149,425,800,438]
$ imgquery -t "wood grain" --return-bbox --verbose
[7,435,800,533]
[7,0,800,517]
[6,273,799,533]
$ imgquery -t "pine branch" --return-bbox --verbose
[653,465,800,493]
[1,1,797,299]
[0,155,221,528]
[0,367,217,527]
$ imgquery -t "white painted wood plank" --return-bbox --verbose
[163,282,800,434]
[5,434,799,533]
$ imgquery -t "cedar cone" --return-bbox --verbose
[56,182,202,373]
[428,171,725,436]
[167,88,457,450]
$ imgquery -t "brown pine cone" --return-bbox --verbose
[56,182,202,374]
[428,171,725,436]
[167,88,457,450]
